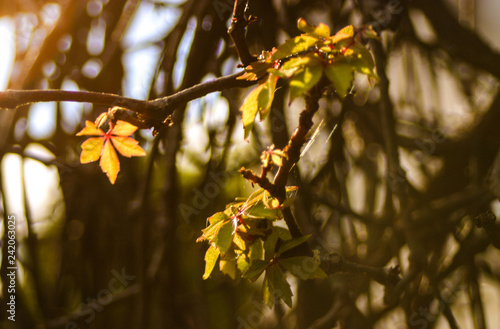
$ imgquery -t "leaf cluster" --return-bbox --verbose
[238,19,379,139]
[197,187,326,308]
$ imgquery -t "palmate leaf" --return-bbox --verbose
[76,120,146,184]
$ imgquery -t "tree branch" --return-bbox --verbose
[0,71,255,125]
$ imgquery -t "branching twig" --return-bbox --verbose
[228,0,257,66]
[239,167,275,192]
[239,81,325,245]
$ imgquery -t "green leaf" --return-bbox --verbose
[258,75,278,120]
[279,256,327,279]
[266,68,289,78]
[240,75,278,140]
[277,234,311,255]
[264,227,291,259]
[245,206,281,222]
[213,220,234,254]
[277,226,292,241]
[208,212,229,225]
[198,219,225,242]
[324,62,354,98]
[237,217,270,237]
[281,56,312,73]
[263,265,293,308]
[249,239,264,262]
[237,255,250,274]
[271,36,319,61]
[297,18,330,39]
[347,46,378,79]
[203,245,220,279]
[240,189,282,220]
[289,61,323,103]
[242,259,270,282]
[241,83,265,141]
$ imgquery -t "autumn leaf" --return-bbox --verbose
[76,120,146,184]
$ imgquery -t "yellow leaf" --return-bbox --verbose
[297,18,330,39]
[80,137,104,163]
[258,75,278,120]
[331,25,354,44]
[271,154,283,167]
[203,245,220,280]
[76,120,105,136]
[100,139,120,184]
[111,136,147,157]
[111,120,139,136]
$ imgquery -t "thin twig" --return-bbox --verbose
[228,0,257,66]
[239,167,275,192]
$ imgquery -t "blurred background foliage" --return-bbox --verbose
[0,0,500,328]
